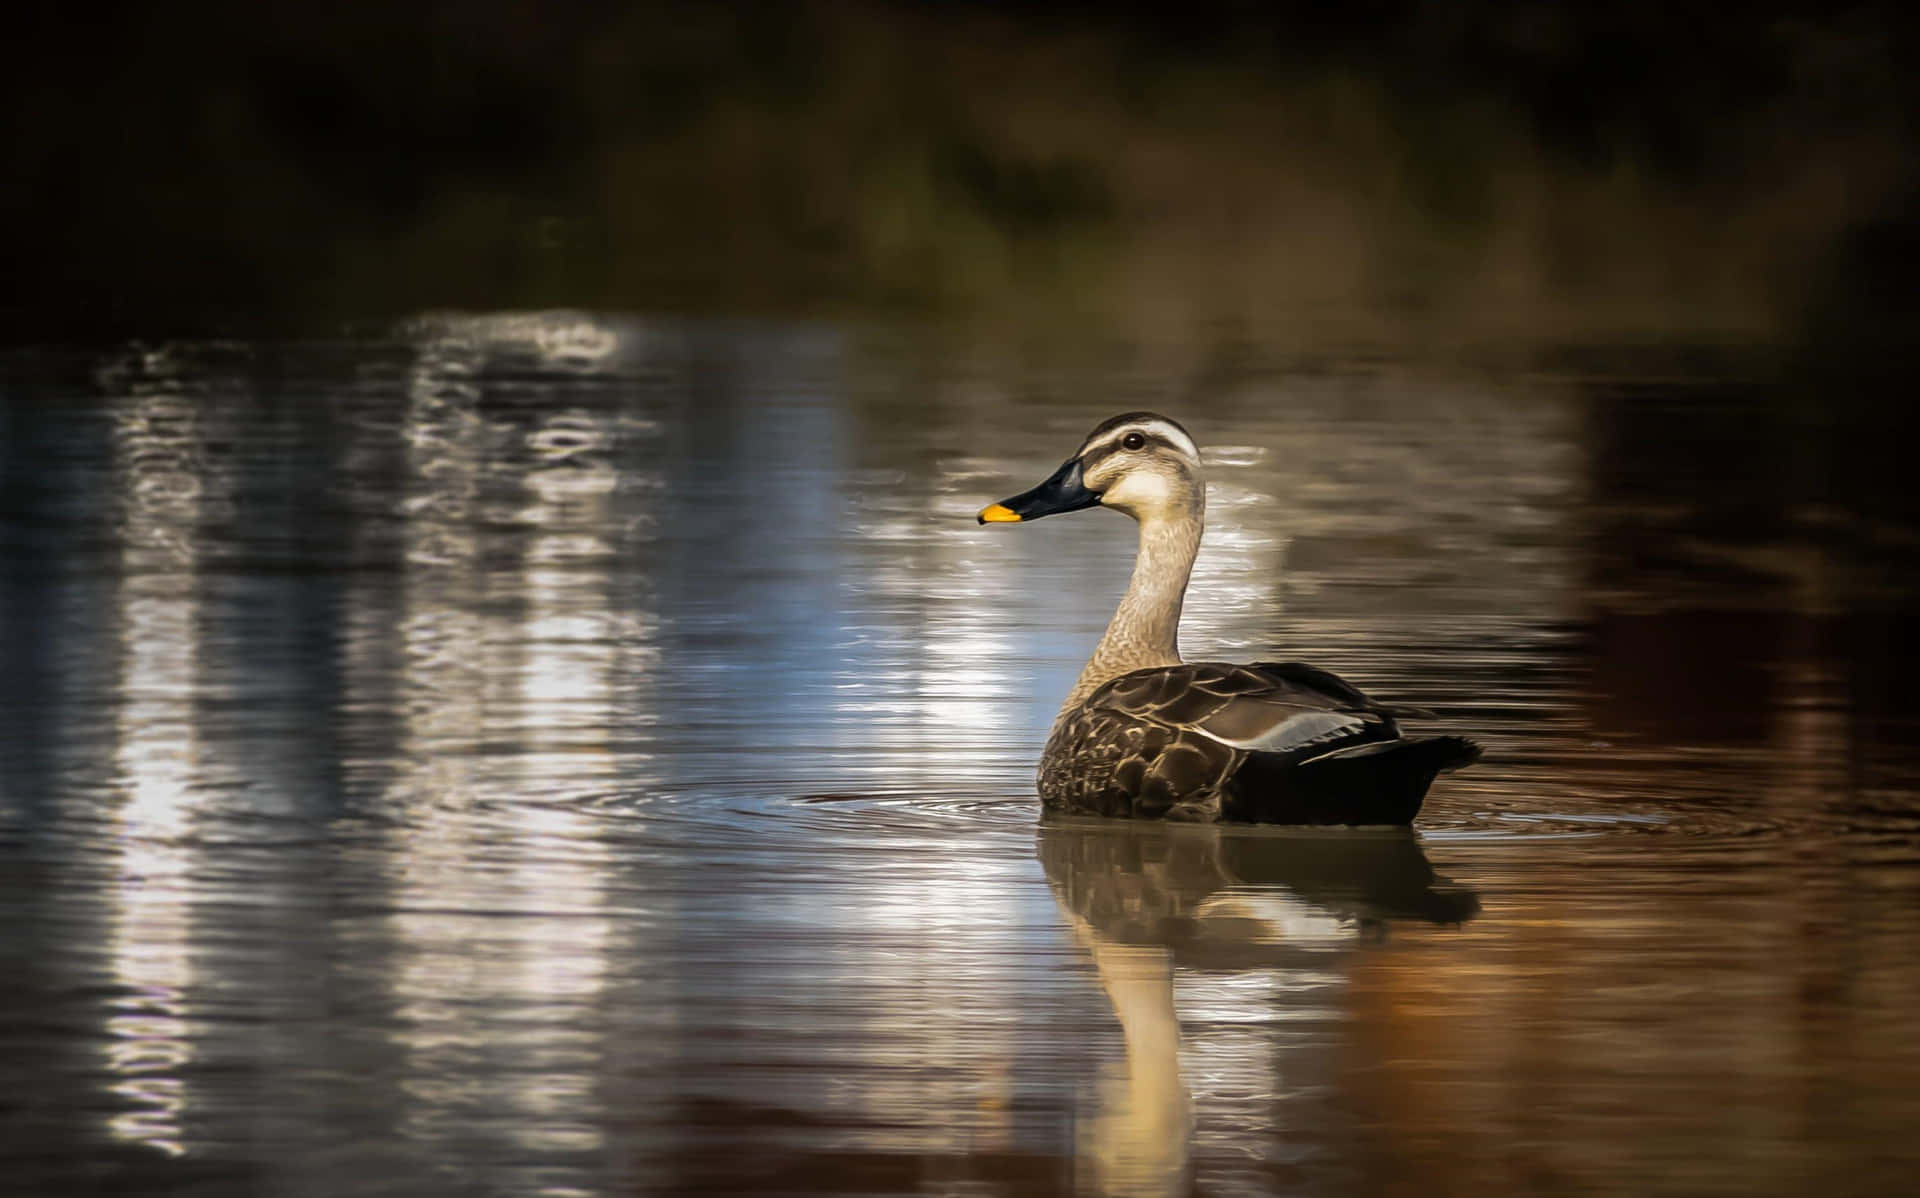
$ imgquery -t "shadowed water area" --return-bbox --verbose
[2,315,1918,1196]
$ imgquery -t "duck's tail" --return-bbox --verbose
[1227,736,1481,826]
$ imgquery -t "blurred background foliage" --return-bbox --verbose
[4,0,1916,343]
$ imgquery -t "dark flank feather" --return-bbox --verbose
[1039,661,1478,825]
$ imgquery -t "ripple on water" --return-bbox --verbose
[520,753,1903,854]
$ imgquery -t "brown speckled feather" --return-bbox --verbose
[1039,661,1477,825]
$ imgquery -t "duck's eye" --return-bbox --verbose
[1121,432,1146,451]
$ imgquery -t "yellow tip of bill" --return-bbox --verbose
[977,503,1021,523]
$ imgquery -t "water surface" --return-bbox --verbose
[2,315,1917,1196]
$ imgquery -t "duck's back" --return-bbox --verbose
[1039,661,1477,825]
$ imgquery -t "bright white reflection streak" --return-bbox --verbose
[383,318,626,1180]
[386,324,499,1162]
[825,512,1028,1154]
[102,357,207,1158]
[498,403,622,1157]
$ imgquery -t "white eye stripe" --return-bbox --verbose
[1144,420,1200,459]
[1083,420,1198,462]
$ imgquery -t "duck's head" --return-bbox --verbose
[978,411,1204,526]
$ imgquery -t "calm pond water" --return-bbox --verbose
[2,314,1917,1196]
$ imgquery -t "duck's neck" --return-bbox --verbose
[1060,512,1202,717]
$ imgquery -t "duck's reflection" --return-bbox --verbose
[1039,820,1478,1197]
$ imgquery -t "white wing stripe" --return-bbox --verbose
[1192,711,1368,753]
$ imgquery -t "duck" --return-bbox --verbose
[977,411,1478,825]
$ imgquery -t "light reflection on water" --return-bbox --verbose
[103,361,209,1160]
[375,330,629,1187]
[1,313,1917,1196]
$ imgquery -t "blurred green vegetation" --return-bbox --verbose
[4,0,1916,342]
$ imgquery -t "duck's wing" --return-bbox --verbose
[1088,661,1406,760]
[1245,661,1438,722]
[1061,662,1468,823]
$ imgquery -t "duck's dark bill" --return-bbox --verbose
[977,458,1101,523]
